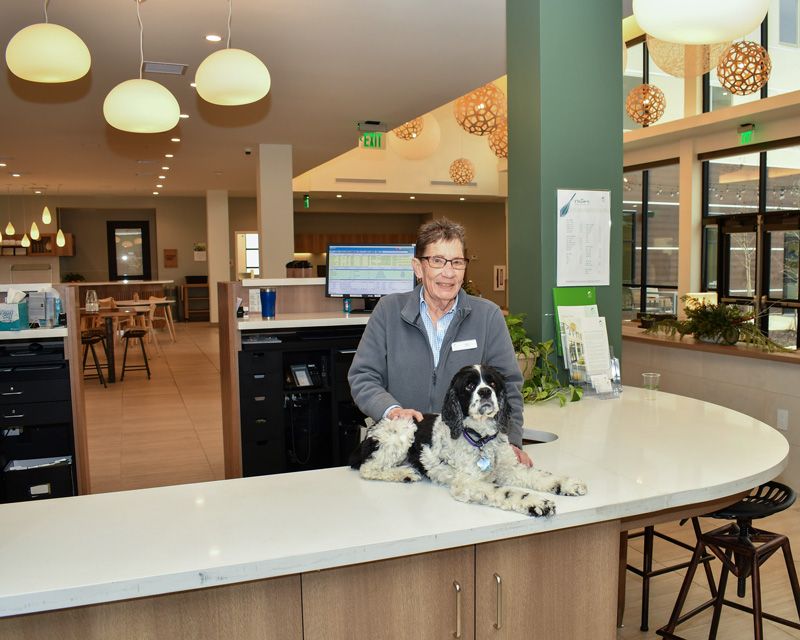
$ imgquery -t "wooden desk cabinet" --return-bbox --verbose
[181,284,210,321]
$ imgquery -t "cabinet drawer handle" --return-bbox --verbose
[1,391,23,396]
[494,573,503,630]
[3,413,24,419]
[453,580,462,639]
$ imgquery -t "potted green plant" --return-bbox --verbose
[61,272,85,282]
[505,313,582,406]
[647,298,786,352]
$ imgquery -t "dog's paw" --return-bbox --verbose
[557,476,587,496]
[504,489,555,517]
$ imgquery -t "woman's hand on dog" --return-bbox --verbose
[511,445,533,468]
[387,407,424,422]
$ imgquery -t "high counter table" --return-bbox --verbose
[0,389,788,639]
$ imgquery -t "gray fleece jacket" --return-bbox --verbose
[347,285,524,447]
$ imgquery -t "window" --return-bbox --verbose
[622,163,680,318]
[245,233,259,275]
[623,43,644,131]
[702,143,800,348]
[779,0,799,45]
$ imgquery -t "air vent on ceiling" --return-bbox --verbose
[431,180,477,187]
[335,178,387,184]
[142,61,188,75]
[356,121,388,133]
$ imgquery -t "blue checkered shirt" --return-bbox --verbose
[419,288,458,367]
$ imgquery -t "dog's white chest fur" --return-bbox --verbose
[350,364,587,517]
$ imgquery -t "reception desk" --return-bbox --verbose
[0,389,788,639]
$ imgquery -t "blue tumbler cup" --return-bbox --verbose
[260,287,277,318]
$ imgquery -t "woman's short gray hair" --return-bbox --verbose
[415,218,466,257]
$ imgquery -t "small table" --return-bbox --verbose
[115,299,177,342]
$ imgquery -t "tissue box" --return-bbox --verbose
[0,301,29,331]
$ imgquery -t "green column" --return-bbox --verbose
[507,0,623,358]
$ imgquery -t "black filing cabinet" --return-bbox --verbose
[0,339,76,502]
[238,326,366,476]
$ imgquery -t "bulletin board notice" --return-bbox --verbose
[556,188,611,287]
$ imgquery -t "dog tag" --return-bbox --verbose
[477,455,492,472]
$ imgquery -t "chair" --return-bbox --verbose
[120,327,151,380]
[657,481,800,639]
[81,329,107,388]
[619,521,716,631]
[148,296,176,341]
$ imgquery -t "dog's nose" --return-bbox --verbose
[478,387,492,399]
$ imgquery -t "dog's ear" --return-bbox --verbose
[442,385,465,439]
[496,383,511,433]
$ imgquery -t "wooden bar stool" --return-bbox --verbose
[657,481,800,640]
[81,330,107,388]
[120,327,151,380]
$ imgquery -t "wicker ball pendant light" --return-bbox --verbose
[453,83,506,136]
[449,158,475,185]
[393,117,425,140]
[488,118,508,158]
[716,41,772,96]
[625,84,666,126]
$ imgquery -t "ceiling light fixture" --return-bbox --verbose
[11,173,21,178]
[164,154,173,158]
[179,113,189,119]
[102,0,180,133]
[449,158,475,185]
[336,194,342,198]
[162,166,170,170]
[153,191,159,195]
[156,184,163,188]
[5,0,91,83]
[170,137,180,142]
[158,175,166,179]
[194,0,271,106]
[42,205,52,224]
[205,34,222,42]
[30,221,40,240]
[409,196,416,200]
[632,0,770,45]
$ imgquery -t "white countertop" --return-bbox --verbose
[239,311,370,330]
[65,280,174,286]
[0,389,787,617]
[0,327,67,340]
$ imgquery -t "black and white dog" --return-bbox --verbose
[350,364,587,517]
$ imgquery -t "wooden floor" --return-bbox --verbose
[82,324,800,638]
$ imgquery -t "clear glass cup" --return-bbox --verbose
[85,289,99,314]
[642,372,660,400]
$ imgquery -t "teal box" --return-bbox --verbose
[0,301,29,331]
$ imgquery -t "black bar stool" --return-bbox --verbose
[81,329,107,388]
[657,481,800,640]
[620,520,716,631]
[120,327,151,380]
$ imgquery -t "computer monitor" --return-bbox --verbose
[325,244,416,312]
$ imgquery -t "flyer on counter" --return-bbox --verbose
[556,188,611,287]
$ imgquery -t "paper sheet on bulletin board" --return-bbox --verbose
[556,188,611,286]
[553,286,597,355]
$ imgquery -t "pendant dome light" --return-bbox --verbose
[56,229,66,248]
[195,0,271,106]
[103,1,180,133]
[42,205,52,224]
[5,222,14,236]
[632,0,770,45]
[5,1,91,83]
[30,221,40,241]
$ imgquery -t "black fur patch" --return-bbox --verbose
[349,436,379,469]
[406,414,437,477]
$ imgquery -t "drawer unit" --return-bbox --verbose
[0,338,76,503]
[3,456,75,502]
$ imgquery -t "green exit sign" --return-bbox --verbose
[360,131,385,149]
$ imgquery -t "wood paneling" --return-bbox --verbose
[302,547,475,640]
[0,576,302,640]
[475,521,619,639]
[218,281,243,478]
[295,232,415,254]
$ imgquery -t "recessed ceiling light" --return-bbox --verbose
[459,197,465,201]
[153,191,159,195]
[205,34,222,42]
[11,173,20,178]
[158,175,166,179]
[162,166,170,170]
[190,82,196,88]
[409,195,415,200]
[165,153,173,158]
[0,163,6,168]
[156,184,163,188]
[336,194,342,198]
[170,137,180,142]
[179,114,189,119]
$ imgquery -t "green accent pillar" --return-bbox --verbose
[507,0,623,358]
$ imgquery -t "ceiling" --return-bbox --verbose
[0,0,505,198]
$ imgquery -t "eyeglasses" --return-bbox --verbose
[419,255,470,270]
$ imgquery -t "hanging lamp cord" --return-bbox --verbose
[136,0,144,79]
[226,0,233,48]
[43,0,49,23]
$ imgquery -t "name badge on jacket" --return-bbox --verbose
[451,339,478,351]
